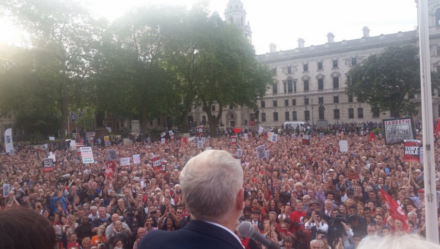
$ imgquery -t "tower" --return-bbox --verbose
[224,0,252,43]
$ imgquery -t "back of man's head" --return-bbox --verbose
[180,150,243,222]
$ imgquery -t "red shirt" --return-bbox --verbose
[290,210,306,233]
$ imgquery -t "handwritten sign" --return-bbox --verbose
[120,157,130,166]
[133,154,141,164]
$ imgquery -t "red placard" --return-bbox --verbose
[198,126,203,136]
[231,136,237,145]
[404,140,421,162]
[302,134,311,145]
[104,161,116,177]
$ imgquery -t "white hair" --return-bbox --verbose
[180,150,243,222]
[358,234,440,249]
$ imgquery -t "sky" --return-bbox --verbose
[0,0,419,54]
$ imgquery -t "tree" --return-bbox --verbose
[346,45,439,117]
[1,0,105,138]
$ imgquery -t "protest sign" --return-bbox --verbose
[104,161,116,177]
[120,157,130,166]
[266,150,270,159]
[258,126,264,134]
[383,117,416,145]
[256,145,266,159]
[201,137,206,144]
[197,141,203,149]
[404,140,421,162]
[267,132,274,141]
[4,128,13,155]
[271,134,278,142]
[194,137,199,144]
[243,133,249,140]
[104,136,110,147]
[49,136,55,141]
[291,134,296,139]
[302,134,311,145]
[319,132,324,138]
[161,138,166,144]
[198,126,203,136]
[108,149,118,161]
[169,130,174,141]
[80,147,94,164]
[43,158,54,172]
[2,183,10,197]
[237,149,243,158]
[70,140,76,150]
[181,137,188,146]
[133,154,141,164]
[231,136,237,145]
[339,140,348,152]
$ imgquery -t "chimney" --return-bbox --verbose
[269,43,277,53]
[363,27,370,38]
[298,38,305,48]
[327,33,335,43]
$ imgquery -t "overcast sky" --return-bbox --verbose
[0,0,419,54]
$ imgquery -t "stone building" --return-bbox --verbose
[189,0,440,129]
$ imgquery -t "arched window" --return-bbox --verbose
[436,9,440,26]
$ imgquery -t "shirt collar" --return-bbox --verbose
[203,221,244,249]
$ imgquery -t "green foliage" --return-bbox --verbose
[346,45,440,117]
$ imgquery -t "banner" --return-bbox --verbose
[237,149,243,158]
[256,145,266,159]
[339,140,348,152]
[104,161,116,177]
[271,134,278,142]
[383,117,416,145]
[108,149,118,161]
[302,134,311,145]
[133,154,141,164]
[404,140,421,162]
[4,128,13,154]
[80,147,94,164]
[43,158,54,172]
[231,136,237,145]
[120,157,130,166]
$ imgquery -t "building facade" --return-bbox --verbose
[189,0,440,129]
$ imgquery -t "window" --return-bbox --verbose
[287,79,293,93]
[272,67,277,76]
[273,100,278,107]
[261,100,265,108]
[352,57,357,66]
[334,109,340,119]
[333,59,338,68]
[333,77,339,89]
[372,107,380,118]
[292,99,296,106]
[358,108,364,118]
[333,96,339,103]
[304,98,309,105]
[285,112,290,121]
[304,80,309,92]
[272,83,278,94]
[294,81,297,92]
[348,94,353,103]
[261,113,266,122]
[304,110,310,121]
[283,81,287,93]
[318,61,323,70]
[303,63,308,72]
[436,9,440,26]
[287,66,292,74]
[273,112,279,121]
[318,97,323,104]
[284,99,289,106]
[348,108,354,119]
[212,105,215,111]
[292,111,297,121]
[318,79,324,91]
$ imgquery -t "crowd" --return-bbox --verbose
[0,124,439,249]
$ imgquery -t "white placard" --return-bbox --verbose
[120,157,130,166]
[256,145,266,159]
[80,147,94,164]
[49,136,55,141]
[339,140,348,152]
[161,138,166,144]
[133,154,141,164]
[271,134,278,142]
[237,149,243,158]
[197,141,203,148]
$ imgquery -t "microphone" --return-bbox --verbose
[238,221,280,249]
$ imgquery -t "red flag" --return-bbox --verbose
[379,189,409,231]
[435,119,440,137]
[233,128,242,134]
[368,131,376,142]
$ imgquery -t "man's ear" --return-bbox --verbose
[236,188,244,211]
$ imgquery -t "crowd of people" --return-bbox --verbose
[0,123,439,249]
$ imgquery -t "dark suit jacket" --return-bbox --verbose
[138,220,243,249]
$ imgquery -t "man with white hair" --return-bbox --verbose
[139,150,244,249]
